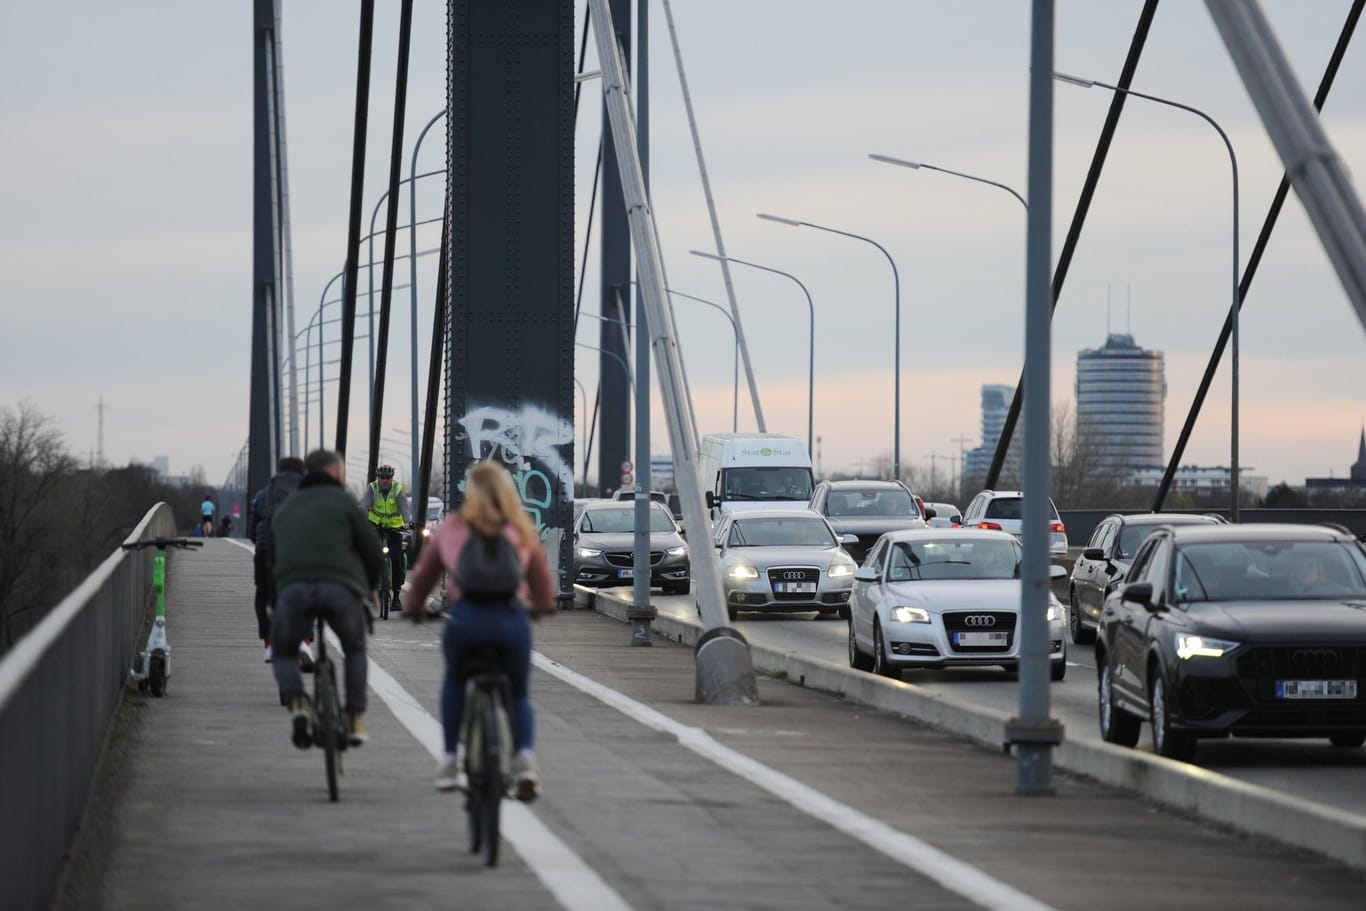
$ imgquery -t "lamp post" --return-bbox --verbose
[870,153,1028,210]
[658,285,740,432]
[408,109,445,492]
[1055,71,1241,521]
[757,212,902,479]
[690,250,814,456]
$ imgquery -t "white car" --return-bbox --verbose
[711,509,859,621]
[847,528,1067,679]
[960,489,1068,557]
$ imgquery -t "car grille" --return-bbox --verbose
[766,566,821,600]
[1237,645,1365,681]
[941,611,1016,652]
[604,551,664,568]
[1231,646,1366,723]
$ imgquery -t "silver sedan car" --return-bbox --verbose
[847,528,1068,679]
[712,510,859,621]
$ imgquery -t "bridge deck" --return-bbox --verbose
[53,541,1366,910]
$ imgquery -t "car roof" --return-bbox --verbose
[878,527,1017,544]
[823,479,907,490]
[1110,512,1223,528]
[728,509,826,521]
[1163,523,1353,544]
[583,499,670,513]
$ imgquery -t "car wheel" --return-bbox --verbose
[838,604,850,621]
[1329,732,1366,748]
[1068,588,1095,645]
[872,622,900,680]
[1098,660,1141,747]
[727,605,738,622]
[848,618,873,671]
[1149,674,1196,762]
[1051,658,1066,682]
[664,581,691,596]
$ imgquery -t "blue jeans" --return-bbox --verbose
[271,581,368,715]
[441,599,533,755]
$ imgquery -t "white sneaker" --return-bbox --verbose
[263,643,273,663]
[512,749,540,802]
[434,749,468,793]
[297,640,315,673]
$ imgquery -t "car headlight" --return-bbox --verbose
[666,545,687,557]
[729,563,759,581]
[577,547,602,559]
[1046,598,1063,623]
[828,562,856,578]
[1176,634,1240,660]
[890,606,930,624]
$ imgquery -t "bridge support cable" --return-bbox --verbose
[334,0,376,458]
[250,0,283,501]
[985,0,1160,489]
[414,215,449,560]
[367,0,415,483]
[588,0,759,704]
[271,1,301,458]
[1153,0,1365,511]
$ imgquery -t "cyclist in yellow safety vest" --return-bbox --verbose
[360,464,413,602]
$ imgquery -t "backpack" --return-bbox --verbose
[458,530,524,603]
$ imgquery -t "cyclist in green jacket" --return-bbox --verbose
[360,464,413,606]
[270,449,384,749]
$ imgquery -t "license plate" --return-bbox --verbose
[1276,679,1358,700]
[617,568,634,579]
[775,581,816,593]
[954,631,1009,647]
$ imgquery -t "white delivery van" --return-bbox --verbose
[697,433,814,521]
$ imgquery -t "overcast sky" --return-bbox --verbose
[3,1,1364,493]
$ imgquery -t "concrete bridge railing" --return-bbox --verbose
[0,503,177,911]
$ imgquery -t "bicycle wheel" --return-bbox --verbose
[465,702,484,854]
[481,694,503,867]
[148,650,167,697]
[316,658,342,802]
[380,586,390,620]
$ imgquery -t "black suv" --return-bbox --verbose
[808,479,925,564]
[1068,512,1225,645]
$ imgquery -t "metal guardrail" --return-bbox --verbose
[0,503,176,911]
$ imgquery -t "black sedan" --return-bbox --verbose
[1068,512,1225,645]
[572,501,691,594]
[809,479,926,564]
[1097,523,1366,762]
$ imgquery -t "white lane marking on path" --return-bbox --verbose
[532,651,1061,911]
[354,635,636,911]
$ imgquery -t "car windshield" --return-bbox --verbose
[1118,518,1211,559]
[1173,540,1366,602]
[730,516,834,547]
[722,467,813,501]
[983,497,1059,522]
[581,507,675,534]
[827,488,919,518]
[888,538,1021,581]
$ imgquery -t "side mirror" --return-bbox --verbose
[1082,547,1105,561]
[677,527,687,539]
[705,491,717,509]
[714,539,723,549]
[924,508,937,520]
[1121,581,1153,607]
[853,567,880,583]
[838,533,859,546]
[1049,564,1066,580]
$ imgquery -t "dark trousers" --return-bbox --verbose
[377,525,406,592]
[253,548,273,641]
[271,581,369,715]
[440,599,533,755]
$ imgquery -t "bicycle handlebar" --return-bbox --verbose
[121,537,206,551]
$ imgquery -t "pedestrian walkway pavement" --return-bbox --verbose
[52,540,1366,910]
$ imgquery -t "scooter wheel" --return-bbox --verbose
[149,652,167,697]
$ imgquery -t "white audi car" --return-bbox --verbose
[847,528,1067,680]
[712,510,859,621]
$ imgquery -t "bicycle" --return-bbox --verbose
[309,613,348,802]
[375,526,394,620]
[460,645,515,868]
[120,537,204,697]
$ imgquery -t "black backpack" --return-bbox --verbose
[458,531,523,603]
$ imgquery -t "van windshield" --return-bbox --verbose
[722,467,813,501]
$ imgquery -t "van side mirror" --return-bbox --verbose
[706,491,717,509]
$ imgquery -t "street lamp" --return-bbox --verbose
[1055,71,1241,520]
[870,153,1028,210]
[659,285,740,432]
[690,250,814,456]
[757,212,902,480]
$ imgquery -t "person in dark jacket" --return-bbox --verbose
[250,456,305,663]
[270,449,384,749]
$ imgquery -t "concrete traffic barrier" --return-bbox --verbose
[577,584,1366,872]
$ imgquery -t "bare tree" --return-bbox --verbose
[0,402,78,650]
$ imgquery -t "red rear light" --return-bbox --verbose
[978,522,1003,531]
[1049,522,1065,534]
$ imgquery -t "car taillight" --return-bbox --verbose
[1049,522,1065,534]
[978,522,1003,530]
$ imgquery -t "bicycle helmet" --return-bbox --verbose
[376,464,395,479]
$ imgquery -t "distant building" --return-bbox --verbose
[964,385,1014,481]
[150,455,171,478]
[1127,464,1268,501]
[1075,332,1166,472]
[1305,429,1366,491]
